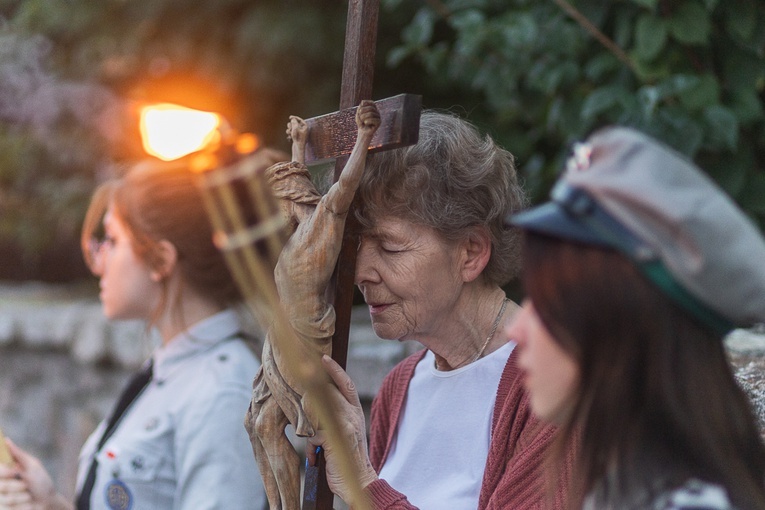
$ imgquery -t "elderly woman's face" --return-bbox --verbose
[355,215,465,343]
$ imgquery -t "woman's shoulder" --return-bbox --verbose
[168,337,260,401]
[203,337,260,383]
[374,349,427,404]
[380,349,427,382]
[651,479,734,510]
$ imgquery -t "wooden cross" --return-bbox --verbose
[299,1,421,508]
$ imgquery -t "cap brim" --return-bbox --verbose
[506,202,614,248]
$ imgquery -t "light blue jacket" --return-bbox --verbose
[76,310,266,509]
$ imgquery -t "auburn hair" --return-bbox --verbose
[81,159,242,321]
[522,231,765,509]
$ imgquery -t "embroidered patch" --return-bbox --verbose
[105,478,133,510]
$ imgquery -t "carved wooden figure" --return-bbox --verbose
[245,100,380,510]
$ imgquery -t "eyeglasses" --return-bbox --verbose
[87,236,115,272]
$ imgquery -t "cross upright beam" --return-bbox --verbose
[337,0,379,110]
[301,1,387,508]
[326,0,380,377]
[299,93,420,510]
[301,1,378,507]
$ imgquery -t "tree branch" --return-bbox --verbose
[553,0,637,75]
[424,0,452,19]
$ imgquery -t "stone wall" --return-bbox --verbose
[726,328,765,434]
[0,349,128,498]
[0,282,420,501]
[0,282,763,501]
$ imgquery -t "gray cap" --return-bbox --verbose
[509,126,765,331]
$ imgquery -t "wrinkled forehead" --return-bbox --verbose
[361,216,412,239]
[357,194,420,231]
[360,213,457,247]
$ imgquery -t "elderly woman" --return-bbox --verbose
[505,127,765,508]
[306,111,571,509]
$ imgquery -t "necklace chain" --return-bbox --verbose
[435,297,510,370]
[471,297,510,363]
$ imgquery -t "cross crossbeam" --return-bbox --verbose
[304,94,422,165]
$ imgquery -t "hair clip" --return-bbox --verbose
[566,142,593,173]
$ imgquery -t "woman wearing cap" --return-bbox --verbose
[305,111,572,509]
[506,127,765,509]
[0,158,272,509]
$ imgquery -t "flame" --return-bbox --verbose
[140,103,222,161]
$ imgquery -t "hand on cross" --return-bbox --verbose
[356,100,381,135]
[287,116,309,164]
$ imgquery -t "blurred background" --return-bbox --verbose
[0,0,763,283]
[0,0,764,502]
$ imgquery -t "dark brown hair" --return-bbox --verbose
[522,231,765,509]
[81,159,242,321]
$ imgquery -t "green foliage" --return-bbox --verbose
[0,123,95,272]
[1,0,764,280]
[381,0,765,229]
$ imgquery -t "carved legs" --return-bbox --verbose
[246,399,281,508]
[246,395,301,510]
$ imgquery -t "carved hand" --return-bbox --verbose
[286,116,308,144]
[286,116,309,164]
[356,99,381,135]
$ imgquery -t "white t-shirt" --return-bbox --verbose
[378,341,515,509]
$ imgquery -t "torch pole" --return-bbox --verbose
[193,152,371,510]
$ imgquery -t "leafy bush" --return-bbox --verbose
[382,0,765,228]
[0,0,763,280]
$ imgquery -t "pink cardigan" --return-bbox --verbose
[364,349,571,509]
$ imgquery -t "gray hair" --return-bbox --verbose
[356,110,528,286]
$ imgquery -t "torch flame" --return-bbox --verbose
[140,103,222,161]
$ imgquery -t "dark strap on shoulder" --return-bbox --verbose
[75,361,153,510]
